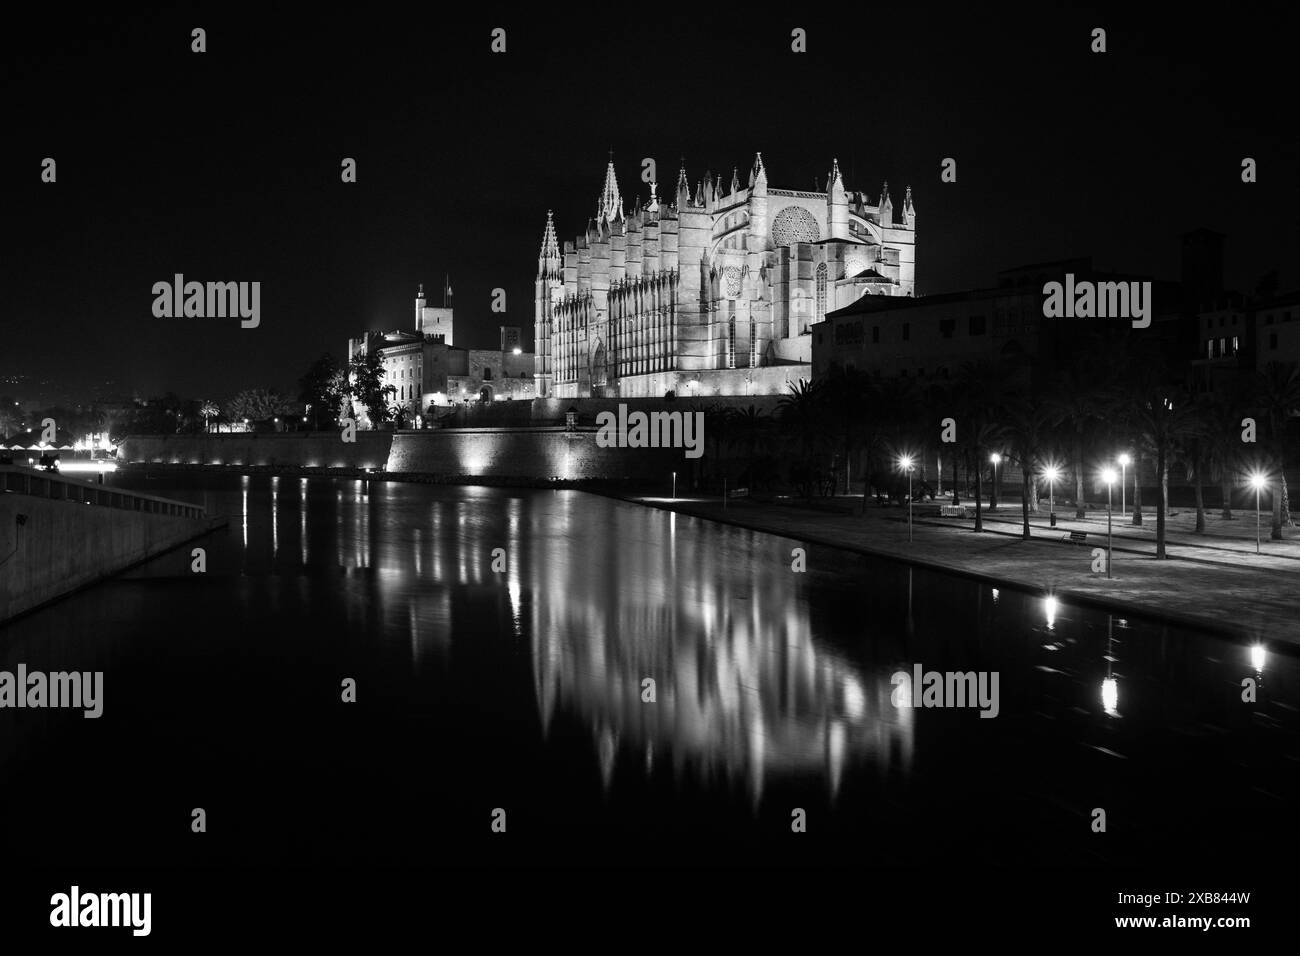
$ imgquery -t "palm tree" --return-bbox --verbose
[1203,387,1245,519]
[778,379,829,499]
[954,361,1009,533]
[1048,366,1104,520]
[1122,374,1199,559]
[1251,361,1300,539]
[726,405,772,490]
[199,400,220,433]
[822,365,875,494]
[1004,400,1053,540]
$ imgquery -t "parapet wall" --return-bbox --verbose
[118,429,693,482]
[118,432,394,470]
[0,472,211,622]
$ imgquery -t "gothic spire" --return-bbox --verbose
[538,209,560,262]
[598,157,622,224]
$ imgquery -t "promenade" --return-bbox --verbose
[619,492,1298,644]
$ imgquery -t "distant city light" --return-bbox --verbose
[1101,467,1118,485]
[512,348,522,355]
[989,452,1001,464]
[1117,453,1132,467]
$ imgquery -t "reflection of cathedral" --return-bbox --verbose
[524,496,915,804]
[534,154,917,399]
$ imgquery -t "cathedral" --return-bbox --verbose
[534,153,917,399]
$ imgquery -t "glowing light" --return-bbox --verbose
[512,347,522,355]
[1117,453,1131,467]
[897,455,914,471]
[1043,465,1061,484]
[1249,472,1268,491]
[1101,677,1119,716]
[54,461,118,474]
[1251,644,1266,673]
[1101,467,1118,485]
[1043,595,1058,629]
[990,452,1002,465]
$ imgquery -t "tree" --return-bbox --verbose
[778,379,830,499]
[954,361,1009,533]
[299,353,344,429]
[1121,368,1198,559]
[1004,400,1053,540]
[347,351,395,427]
[199,400,220,433]
[1048,365,1104,520]
[227,388,295,427]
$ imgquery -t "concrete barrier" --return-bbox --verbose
[118,431,393,470]
[0,466,214,623]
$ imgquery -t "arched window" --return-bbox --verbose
[815,262,828,323]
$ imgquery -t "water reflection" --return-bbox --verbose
[24,473,1295,869]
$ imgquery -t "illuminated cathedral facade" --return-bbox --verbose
[534,153,917,398]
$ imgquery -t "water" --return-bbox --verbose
[2,474,1297,874]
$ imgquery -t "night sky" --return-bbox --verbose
[4,6,1296,400]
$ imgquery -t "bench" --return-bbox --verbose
[1061,531,1088,544]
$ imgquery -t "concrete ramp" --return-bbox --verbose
[0,465,219,623]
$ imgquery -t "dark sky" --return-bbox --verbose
[4,6,1297,401]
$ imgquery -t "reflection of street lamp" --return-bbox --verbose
[1250,472,1268,554]
[1117,453,1131,516]
[1044,465,1061,527]
[989,452,1001,511]
[1101,615,1119,716]
[1102,466,1118,578]
[899,455,915,542]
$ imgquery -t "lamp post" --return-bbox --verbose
[1102,466,1118,579]
[899,455,915,543]
[1118,453,1131,517]
[1044,465,1061,528]
[990,452,1001,512]
[1250,472,1267,554]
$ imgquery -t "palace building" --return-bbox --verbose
[534,153,917,399]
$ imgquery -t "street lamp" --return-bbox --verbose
[1250,472,1268,554]
[990,452,1002,512]
[899,454,915,542]
[1101,466,1118,579]
[1044,465,1061,527]
[1117,453,1131,517]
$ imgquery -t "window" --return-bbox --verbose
[903,323,910,342]
[1232,315,1238,325]
[1206,340,1214,359]
[815,263,827,323]
[872,326,880,344]
[969,315,987,336]
[483,367,492,380]
[727,314,736,369]
[940,318,955,339]
[1232,335,1239,353]
[1270,332,1279,350]
[1219,337,1226,356]
[1219,316,1225,327]
[750,321,757,368]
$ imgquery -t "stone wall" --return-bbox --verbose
[0,487,210,622]
[388,428,684,480]
[118,432,394,470]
